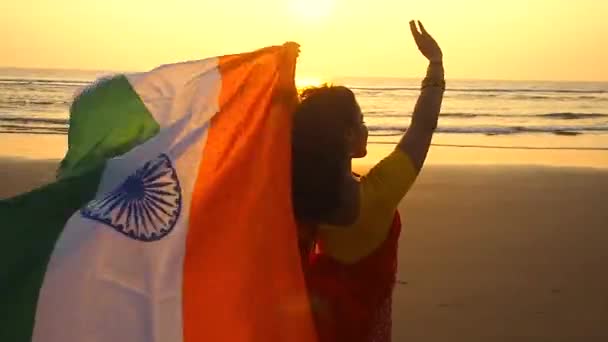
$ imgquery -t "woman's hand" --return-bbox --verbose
[410,20,443,63]
[399,21,445,172]
[276,41,301,106]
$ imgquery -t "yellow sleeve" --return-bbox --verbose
[317,149,418,264]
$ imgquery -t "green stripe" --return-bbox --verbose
[0,73,160,341]
[58,75,160,179]
[0,166,105,341]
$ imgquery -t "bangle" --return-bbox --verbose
[421,78,446,90]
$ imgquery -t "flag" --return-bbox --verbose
[0,44,316,342]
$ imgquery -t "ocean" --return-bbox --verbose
[1,68,607,150]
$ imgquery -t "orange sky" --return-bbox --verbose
[1,0,607,81]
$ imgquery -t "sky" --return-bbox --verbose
[1,0,607,81]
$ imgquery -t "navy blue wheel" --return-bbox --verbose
[81,154,182,241]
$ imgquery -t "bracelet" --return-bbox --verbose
[421,77,446,90]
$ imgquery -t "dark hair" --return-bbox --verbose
[291,85,359,223]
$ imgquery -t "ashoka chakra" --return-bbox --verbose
[81,153,182,241]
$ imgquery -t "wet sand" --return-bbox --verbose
[2,159,608,341]
[389,165,608,341]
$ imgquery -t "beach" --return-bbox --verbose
[391,164,608,341]
[2,67,607,340]
[3,1,608,339]
[3,151,607,341]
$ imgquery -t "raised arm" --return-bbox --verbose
[317,22,445,260]
[398,20,445,172]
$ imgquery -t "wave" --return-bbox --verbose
[537,113,608,119]
[0,99,69,106]
[0,78,92,87]
[0,124,68,132]
[4,120,608,137]
[367,124,608,136]
[370,112,608,120]
[0,129,67,135]
[441,113,484,118]
[444,112,608,120]
[452,94,608,101]
[0,116,68,125]
[350,86,607,94]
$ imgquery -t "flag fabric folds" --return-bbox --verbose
[0,44,316,342]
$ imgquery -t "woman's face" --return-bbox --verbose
[347,103,368,159]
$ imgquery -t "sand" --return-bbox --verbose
[2,159,608,341]
[391,165,608,341]
[0,158,59,199]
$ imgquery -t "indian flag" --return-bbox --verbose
[0,44,316,342]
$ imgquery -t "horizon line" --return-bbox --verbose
[0,66,606,84]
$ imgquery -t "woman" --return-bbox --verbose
[292,20,445,341]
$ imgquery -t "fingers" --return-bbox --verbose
[284,41,301,53]
[284,41,301,49]
[409,20,421,42]
[418,21,430,36]
[283,42,301,62]
[276,44,299,104]
[410,20,422,48]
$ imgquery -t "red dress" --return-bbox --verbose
[301,212,402,342]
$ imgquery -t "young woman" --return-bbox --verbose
[292,20,445,341]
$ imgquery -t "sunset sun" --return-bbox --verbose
[296,76,325,89]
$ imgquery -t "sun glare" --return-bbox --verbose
[289,0,335,22]
[296,76,326,89]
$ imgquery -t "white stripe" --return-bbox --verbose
[127,58,221,127]
[32,58,221,342]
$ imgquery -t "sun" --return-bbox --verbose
[289,0,335,22]
[296,76,326,90]
[296,76,324,88]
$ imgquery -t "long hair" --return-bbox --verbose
[291,85,359,223]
